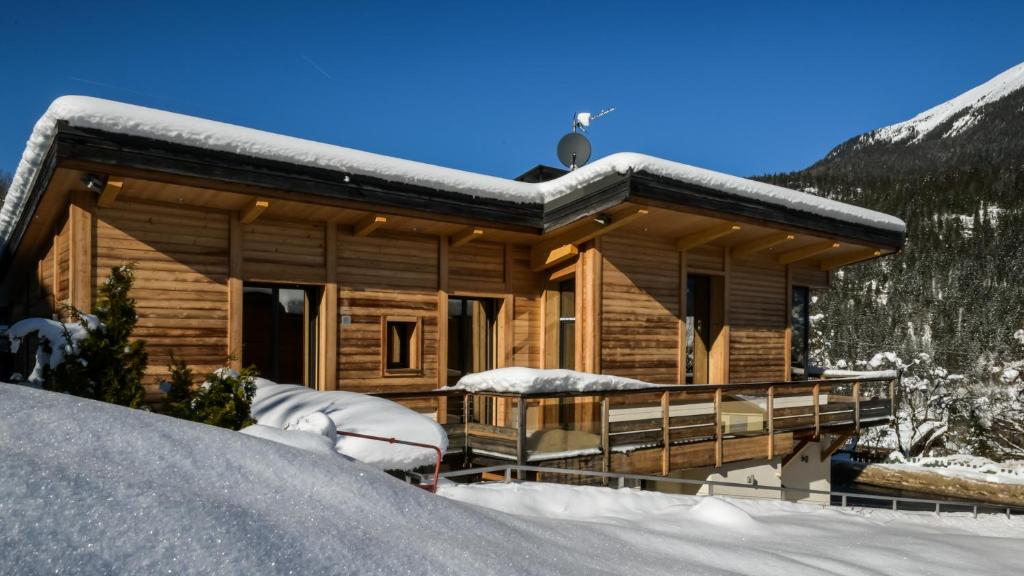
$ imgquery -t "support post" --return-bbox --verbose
[463,394,471,464]
[69,190,94,312]
[600,396,610,476]
[516,397,528,480]
[767,385,775,460]
[812,383,821,440]
[227,212,243,371]
[853,380,861,431]
[714,387,723,468]
[661,390,670,475]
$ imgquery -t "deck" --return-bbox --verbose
[376,375,895,477]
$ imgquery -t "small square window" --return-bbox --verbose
[383,316,421,375]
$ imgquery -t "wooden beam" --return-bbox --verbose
[676,223,741,252]
[601,396,611,475]
[531,243,579,271]
[353,214,387,237]
[813,383,821,439]
[714,387,723,468]
[777,240,840,265]
[529,208,647,271]
[240,198,270,224]
[96,179,124,208]
[68,190,94,312]
[321,222,338,390]
[767,385,775,460]
[819,248,882,270]
[731,231,795,259]
[450,227,484,248]
[227,212,243,371]
[821,431,853,462]
[853,380,861,432]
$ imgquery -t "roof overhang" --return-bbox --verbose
[0,122,906,280]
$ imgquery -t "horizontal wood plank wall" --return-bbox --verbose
[508,244,541,368]
[57,217,71,303]
[687,245,724,273]
[448,240,506,294]
[336,231,439,392]
[37,235,56,312]
[600,233,680,384]
[242,219,325,283]
[93,200,230,394]
[790,262,830,289]
[729,257,787,383]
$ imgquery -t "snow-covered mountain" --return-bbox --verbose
[859,61,1024,146]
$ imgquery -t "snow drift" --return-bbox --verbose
[249,379,447,470]
[1,384,1021,575]
[450,367,660,394]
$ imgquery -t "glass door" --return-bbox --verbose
[243,283,320,387]
[447,297,498,385]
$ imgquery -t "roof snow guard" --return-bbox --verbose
[0,96,906,265]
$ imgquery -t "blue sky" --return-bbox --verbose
[1,1,1022,178]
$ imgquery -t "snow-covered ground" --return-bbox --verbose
[881,454,1024,486]
[2,383,1022,575]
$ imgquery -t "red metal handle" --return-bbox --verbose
[336,430,443,493]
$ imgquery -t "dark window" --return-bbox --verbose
[447,297,497,385]
[384,318,420,372]
[243,284,319,387]
[558,279,576,370]
[791,286,811,375]
[686,275,711,384]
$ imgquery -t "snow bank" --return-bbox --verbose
[0,96,905,249]
[239,424,340,456]
[440,481,1024,575]
[450,367,660,394]
[250,379,446,470]
[2,383,1022,575]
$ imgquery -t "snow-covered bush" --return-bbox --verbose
[159,359,258,431]
[4,265,146,407]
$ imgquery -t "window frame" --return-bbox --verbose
[381,315,423,376]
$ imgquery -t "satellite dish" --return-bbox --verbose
[557,132,592,169]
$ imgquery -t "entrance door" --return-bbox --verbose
[447,297,498,385]
[243,283,320,387]
[686,275,711,384]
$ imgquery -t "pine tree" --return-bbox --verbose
[49,265,147,407]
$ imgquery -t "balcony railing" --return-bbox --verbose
[374,375,896,475]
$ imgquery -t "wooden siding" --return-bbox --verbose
[242,219,325,283]
[509,245,541,368]
[600,234,680,384]
[448,240,506,294]
[791,262,830,289]
[729,258,787,383]
[94,200,230,393]
[687,245,724,272]
[336,231,439,392]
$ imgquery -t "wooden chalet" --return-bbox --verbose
[0,97,905,496]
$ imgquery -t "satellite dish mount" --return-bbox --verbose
[557,107,615,170]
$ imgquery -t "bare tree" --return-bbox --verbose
[0,170,11,202]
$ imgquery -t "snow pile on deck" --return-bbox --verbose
[881,453,1024,486]
[450,367,660,394]
[249,379,446,470]
[2,383,1022,575]
[0,96,905,248]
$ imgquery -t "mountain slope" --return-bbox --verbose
[759,62,1024,457]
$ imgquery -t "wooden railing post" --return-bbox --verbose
[600,396,610,476]
[812,383,821,440]
[767,384,775,460]
[714,387,723,468]
[463,393,472,464]
[516,396,528,479]
[853,381,861,432]
[661,390,670,475]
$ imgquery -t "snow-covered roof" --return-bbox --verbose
[449,367,662,394]
[0,96,906,250]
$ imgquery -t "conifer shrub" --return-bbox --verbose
[160,357,258,431]
[48,265,147,407]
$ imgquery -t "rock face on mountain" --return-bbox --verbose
[760,62,1024,458]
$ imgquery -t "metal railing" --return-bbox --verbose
[426,464,1024,519]
[336,430,443,492]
